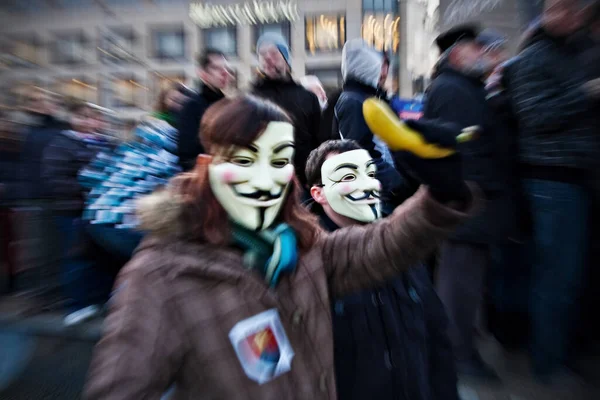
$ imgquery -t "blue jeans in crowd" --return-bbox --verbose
[54,217,113,311]
[523,179,589,377]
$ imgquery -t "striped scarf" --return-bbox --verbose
[231,223,298,288]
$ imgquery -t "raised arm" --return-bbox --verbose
[321,187,477,298]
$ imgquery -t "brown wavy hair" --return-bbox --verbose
[170,95,321,250]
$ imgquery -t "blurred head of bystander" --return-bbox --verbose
[197,49,231,91]
[257,32,292,80]
[542,0,586,38]
[68,102,95,134]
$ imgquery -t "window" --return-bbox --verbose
[305,14,346,54]
[253,22,291,52]
[4,34,41,67]
[363,0,398,13]
[55,77,97,103]
[150,25,186,60]
[203,27,237,57]
[362,0,400,53]
[52,31,87,64]
[111,75,146,108]
[98,27,137,64]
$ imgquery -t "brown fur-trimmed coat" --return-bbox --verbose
[84,187,477,400]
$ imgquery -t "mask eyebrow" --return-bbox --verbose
[273,142,295,153]
[243,144,259,153]
[366,160,376,168]
[334,163,358,172]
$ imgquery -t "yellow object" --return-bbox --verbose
[362,98,476,159]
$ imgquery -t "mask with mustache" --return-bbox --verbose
[208,122,296,231]
[320,150,382,223]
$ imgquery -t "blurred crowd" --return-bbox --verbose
[1,0,599,397]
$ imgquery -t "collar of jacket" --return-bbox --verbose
[200,84,225,103]
[253,75,299,90]
[343,79,379,96]
[437,63,485,86]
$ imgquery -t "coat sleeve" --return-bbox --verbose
[320,187,478,298]
[84,256,186,400]
[177,97,206,170]
[510,45,591,134]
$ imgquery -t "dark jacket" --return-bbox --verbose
[252,77,322,186]
[41,131,107,214]
[17,114,71,201]
[334,80,404,202]
[316,208,458,400]
[84,187,477,400]
[509,29,599,173]
[177,85,225,171]
[423,63,516,244]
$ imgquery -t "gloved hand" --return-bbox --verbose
[403,118,464,148]
[393,119,470,204]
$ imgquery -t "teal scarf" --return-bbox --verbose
[231,223,298,288]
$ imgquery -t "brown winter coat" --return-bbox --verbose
[84,187,477,400]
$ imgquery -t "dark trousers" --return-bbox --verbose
[436,241,489,361]
[523,179,589,376]
[55,217,113,310]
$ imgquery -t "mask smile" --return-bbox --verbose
[233,187,284,206]
[346,190,380,203]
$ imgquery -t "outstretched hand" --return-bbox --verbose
[393,118,470,204]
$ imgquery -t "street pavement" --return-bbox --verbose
[0,333,598,399]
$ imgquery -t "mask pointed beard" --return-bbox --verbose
[320,150,382,223]
[208,122,296,231]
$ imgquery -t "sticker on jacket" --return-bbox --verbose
[229,309,294,384]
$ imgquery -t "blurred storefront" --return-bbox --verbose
[0,0,441,116]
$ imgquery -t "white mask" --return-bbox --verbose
[321,150,381,223]
[208,122,295,231]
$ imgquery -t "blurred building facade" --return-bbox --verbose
[438,0,543,52]
[0,0,440,118]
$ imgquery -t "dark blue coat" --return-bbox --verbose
[423,65,517,244]
[318,211,459,400]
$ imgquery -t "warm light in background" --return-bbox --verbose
[361,13,400,53]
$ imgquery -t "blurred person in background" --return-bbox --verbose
[509,0,600,383]
[252,32,322,188]
[178,49,230,171]
[477,29,510,80]
[421,24,517,381]
[41,102,114,326]
[334,39,403,214]
[306,140,459,400]
[82,82,183,267]
[84,95,477,400]
[377,51,391,100]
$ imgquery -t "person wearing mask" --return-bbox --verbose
[305,139,459,400]
[334,39,404,214]
[42,102,114,325]
[177,49,230,171]
[419,24,517,381]
[251,32,322,187]
[510,0,600,382]
[84,95,478,400]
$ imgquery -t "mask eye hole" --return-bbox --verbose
[367,171,376,178]
[341,174,356,182]
[230,157,254,167]
[271,159,289,169]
